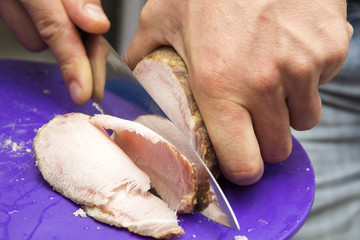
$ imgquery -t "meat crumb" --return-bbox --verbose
[73,208,87,218]
[5,139,12,146]
[12,142,21,152]
[234,235,248,240]
[43,89,51,94]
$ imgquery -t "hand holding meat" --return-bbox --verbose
[125,0,353,185]
[0,0,110,104]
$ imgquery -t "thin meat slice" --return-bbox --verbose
[91,114,197,213]
[34,113,150,205]
[33,112,189,239]
[135,115,211,211]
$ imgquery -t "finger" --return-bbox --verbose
[63,0,110,34]
[124,1,184,69]
[288,84,322,131]
[0,0,46,51]
[21,0,92,104]
[276,54,323,131]
[248,90,293,163]
[283,61,322,130]
[124,25,166,69]
[84,34,109,102]
[196,98,264,185]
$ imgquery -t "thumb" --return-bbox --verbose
[63,0,110,33]
[124,26,166,69]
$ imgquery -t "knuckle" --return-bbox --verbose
[139,2,159,27]
[326,40,349,67]
[255,79,279,96]
[195,57,233,96]
[321,26,352,68]
[251,66,281,96]
[58,57,82,80]
[286,55,315,81]
[138,6,150,25]
[293,60,314,79]
[37,17,67,42]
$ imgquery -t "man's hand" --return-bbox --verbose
[124,0,353,185]
[0,0,110,104]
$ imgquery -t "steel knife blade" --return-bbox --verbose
[84,33,239,230]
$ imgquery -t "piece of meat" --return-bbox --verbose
[133,47,220,211]
[135,115,211,211]
[91,114,196,213]
[133,47,220,179]
[134,116,229,228]
[33,112,197,239]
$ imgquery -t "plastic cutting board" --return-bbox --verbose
[0,60,315,240]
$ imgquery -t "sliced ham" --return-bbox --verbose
[135,115,211,211]
[33,112,197,239]
[91,114,196,213]
[133,47,220,210]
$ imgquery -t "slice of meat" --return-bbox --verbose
[33,112,197,238]
[133,47,220,179]
[91,114,196,213]
[135,114,211,211]
[34,113,150,206]
[135,116,229,227]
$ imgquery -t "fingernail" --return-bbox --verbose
[69,81,82,102]
[84,3,107,20]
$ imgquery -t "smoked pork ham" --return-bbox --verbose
[91,114,196,213]
[134,47,220,210]
[33,112,197,239]
[136,115,211,210]
[135,116,228,226]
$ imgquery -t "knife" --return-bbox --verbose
[83,33,239,230]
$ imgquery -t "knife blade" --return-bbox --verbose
[84,33,239,230]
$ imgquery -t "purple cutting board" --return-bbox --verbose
[0,60,315,240]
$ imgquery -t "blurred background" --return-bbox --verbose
[0,0,146,62]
